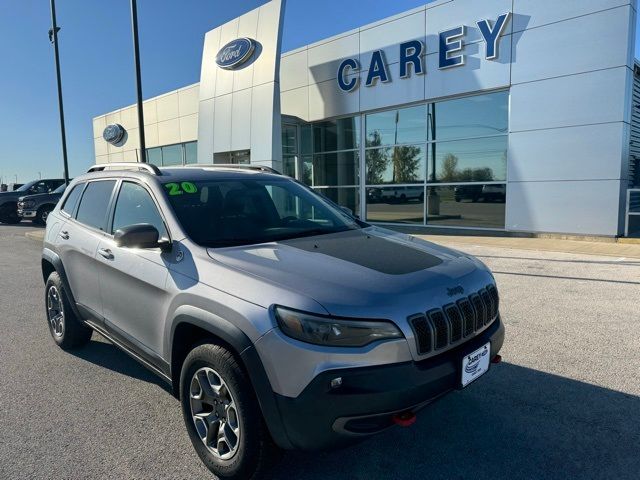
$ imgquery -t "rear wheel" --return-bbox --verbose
[45,272,92,350]
[180,344,279,479]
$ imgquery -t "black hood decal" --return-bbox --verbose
[281,230,443,275]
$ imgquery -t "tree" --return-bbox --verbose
[440,153,459,182]
[365,131,390,184]
[393,145,422,183]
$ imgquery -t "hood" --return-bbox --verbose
[0,191,20,199]
[18,192,62,202]
[207,226,494,319]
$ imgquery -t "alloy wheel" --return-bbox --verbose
[189,367,241,460]
[46,286,65,337]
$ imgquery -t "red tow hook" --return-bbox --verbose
[392,411,416,427]
[491,354,502,364]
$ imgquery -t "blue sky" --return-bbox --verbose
[0,0,638,183]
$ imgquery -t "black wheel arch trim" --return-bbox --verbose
[169,310,294,450]
[42,248,83,321]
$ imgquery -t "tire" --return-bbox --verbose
[34,205,53,226]
[45,272,92,350]
[180,344,280,480]
[0,204,20,224]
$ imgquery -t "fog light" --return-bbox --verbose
[330,377,342,389]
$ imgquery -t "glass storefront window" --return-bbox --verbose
[366,186,425,224]
[283,156,296,178]
[425,185,506,228]
[282,125,297,156]
[161,144,183,166]
[313,117,360,152]
[300,125,313,155]
[366,104,427,147]
[366,144,426,185]
[184,142,197,164]
[429,136,508,183]
[301,155,313,186]
[146,142,197,166]
[286,90,509,229]
[146,147,162,166]
[214,150,250,164]
[429,91,508,142]
[312,151,359,187]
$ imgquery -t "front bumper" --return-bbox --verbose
[17,209,36,218]
[273,316,504,450]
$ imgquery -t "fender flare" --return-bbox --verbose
[41,248,83,320]
[169,307,293,450]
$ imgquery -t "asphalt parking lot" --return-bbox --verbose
[1,224,639,479]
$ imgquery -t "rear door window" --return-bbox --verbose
[75,180,116,231]
[61,184,83,216]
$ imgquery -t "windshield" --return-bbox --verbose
[53,184,67,194]
[16,181,37,192]
[163,177,361,248]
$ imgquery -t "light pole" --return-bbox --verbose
[48,0,70,185]
[130,0,147,162]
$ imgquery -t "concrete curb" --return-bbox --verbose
[415,234,640,259]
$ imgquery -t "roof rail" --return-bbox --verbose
[87,163,162,175]
[182,164,281,175]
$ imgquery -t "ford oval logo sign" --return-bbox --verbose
[103,124,125,145]
[216,38,256,70]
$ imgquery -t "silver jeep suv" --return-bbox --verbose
[42,163,504,479]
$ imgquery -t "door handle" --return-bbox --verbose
[98,248,114,260]
[59,230,69,240]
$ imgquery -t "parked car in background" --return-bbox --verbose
[18,183,68,225]
[454,184,506,203]
[368,186,424,203]
[0,179,65,224]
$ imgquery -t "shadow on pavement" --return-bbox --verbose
[272,362,640,480]
[0,222,44,229]
[72,338,172,394]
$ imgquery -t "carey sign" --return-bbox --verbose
[337,13,511,92]
[216,38,257,70]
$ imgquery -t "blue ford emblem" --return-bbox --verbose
[103,124,125,145]
[215,38,256,70]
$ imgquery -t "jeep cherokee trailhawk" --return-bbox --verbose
[42,163,504,479]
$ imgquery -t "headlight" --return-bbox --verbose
[22,200,35,208]
[274,306,403,347]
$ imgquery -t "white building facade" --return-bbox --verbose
[94,0,638,237]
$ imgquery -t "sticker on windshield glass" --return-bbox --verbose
[165,182,198,196]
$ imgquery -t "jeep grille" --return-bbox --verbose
[409,285,499,355]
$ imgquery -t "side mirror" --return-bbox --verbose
[114,224,171,251]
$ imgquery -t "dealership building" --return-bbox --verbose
[94,0,640,237]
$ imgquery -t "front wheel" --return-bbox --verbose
[180,344,279,479]
[34,205,53,226]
